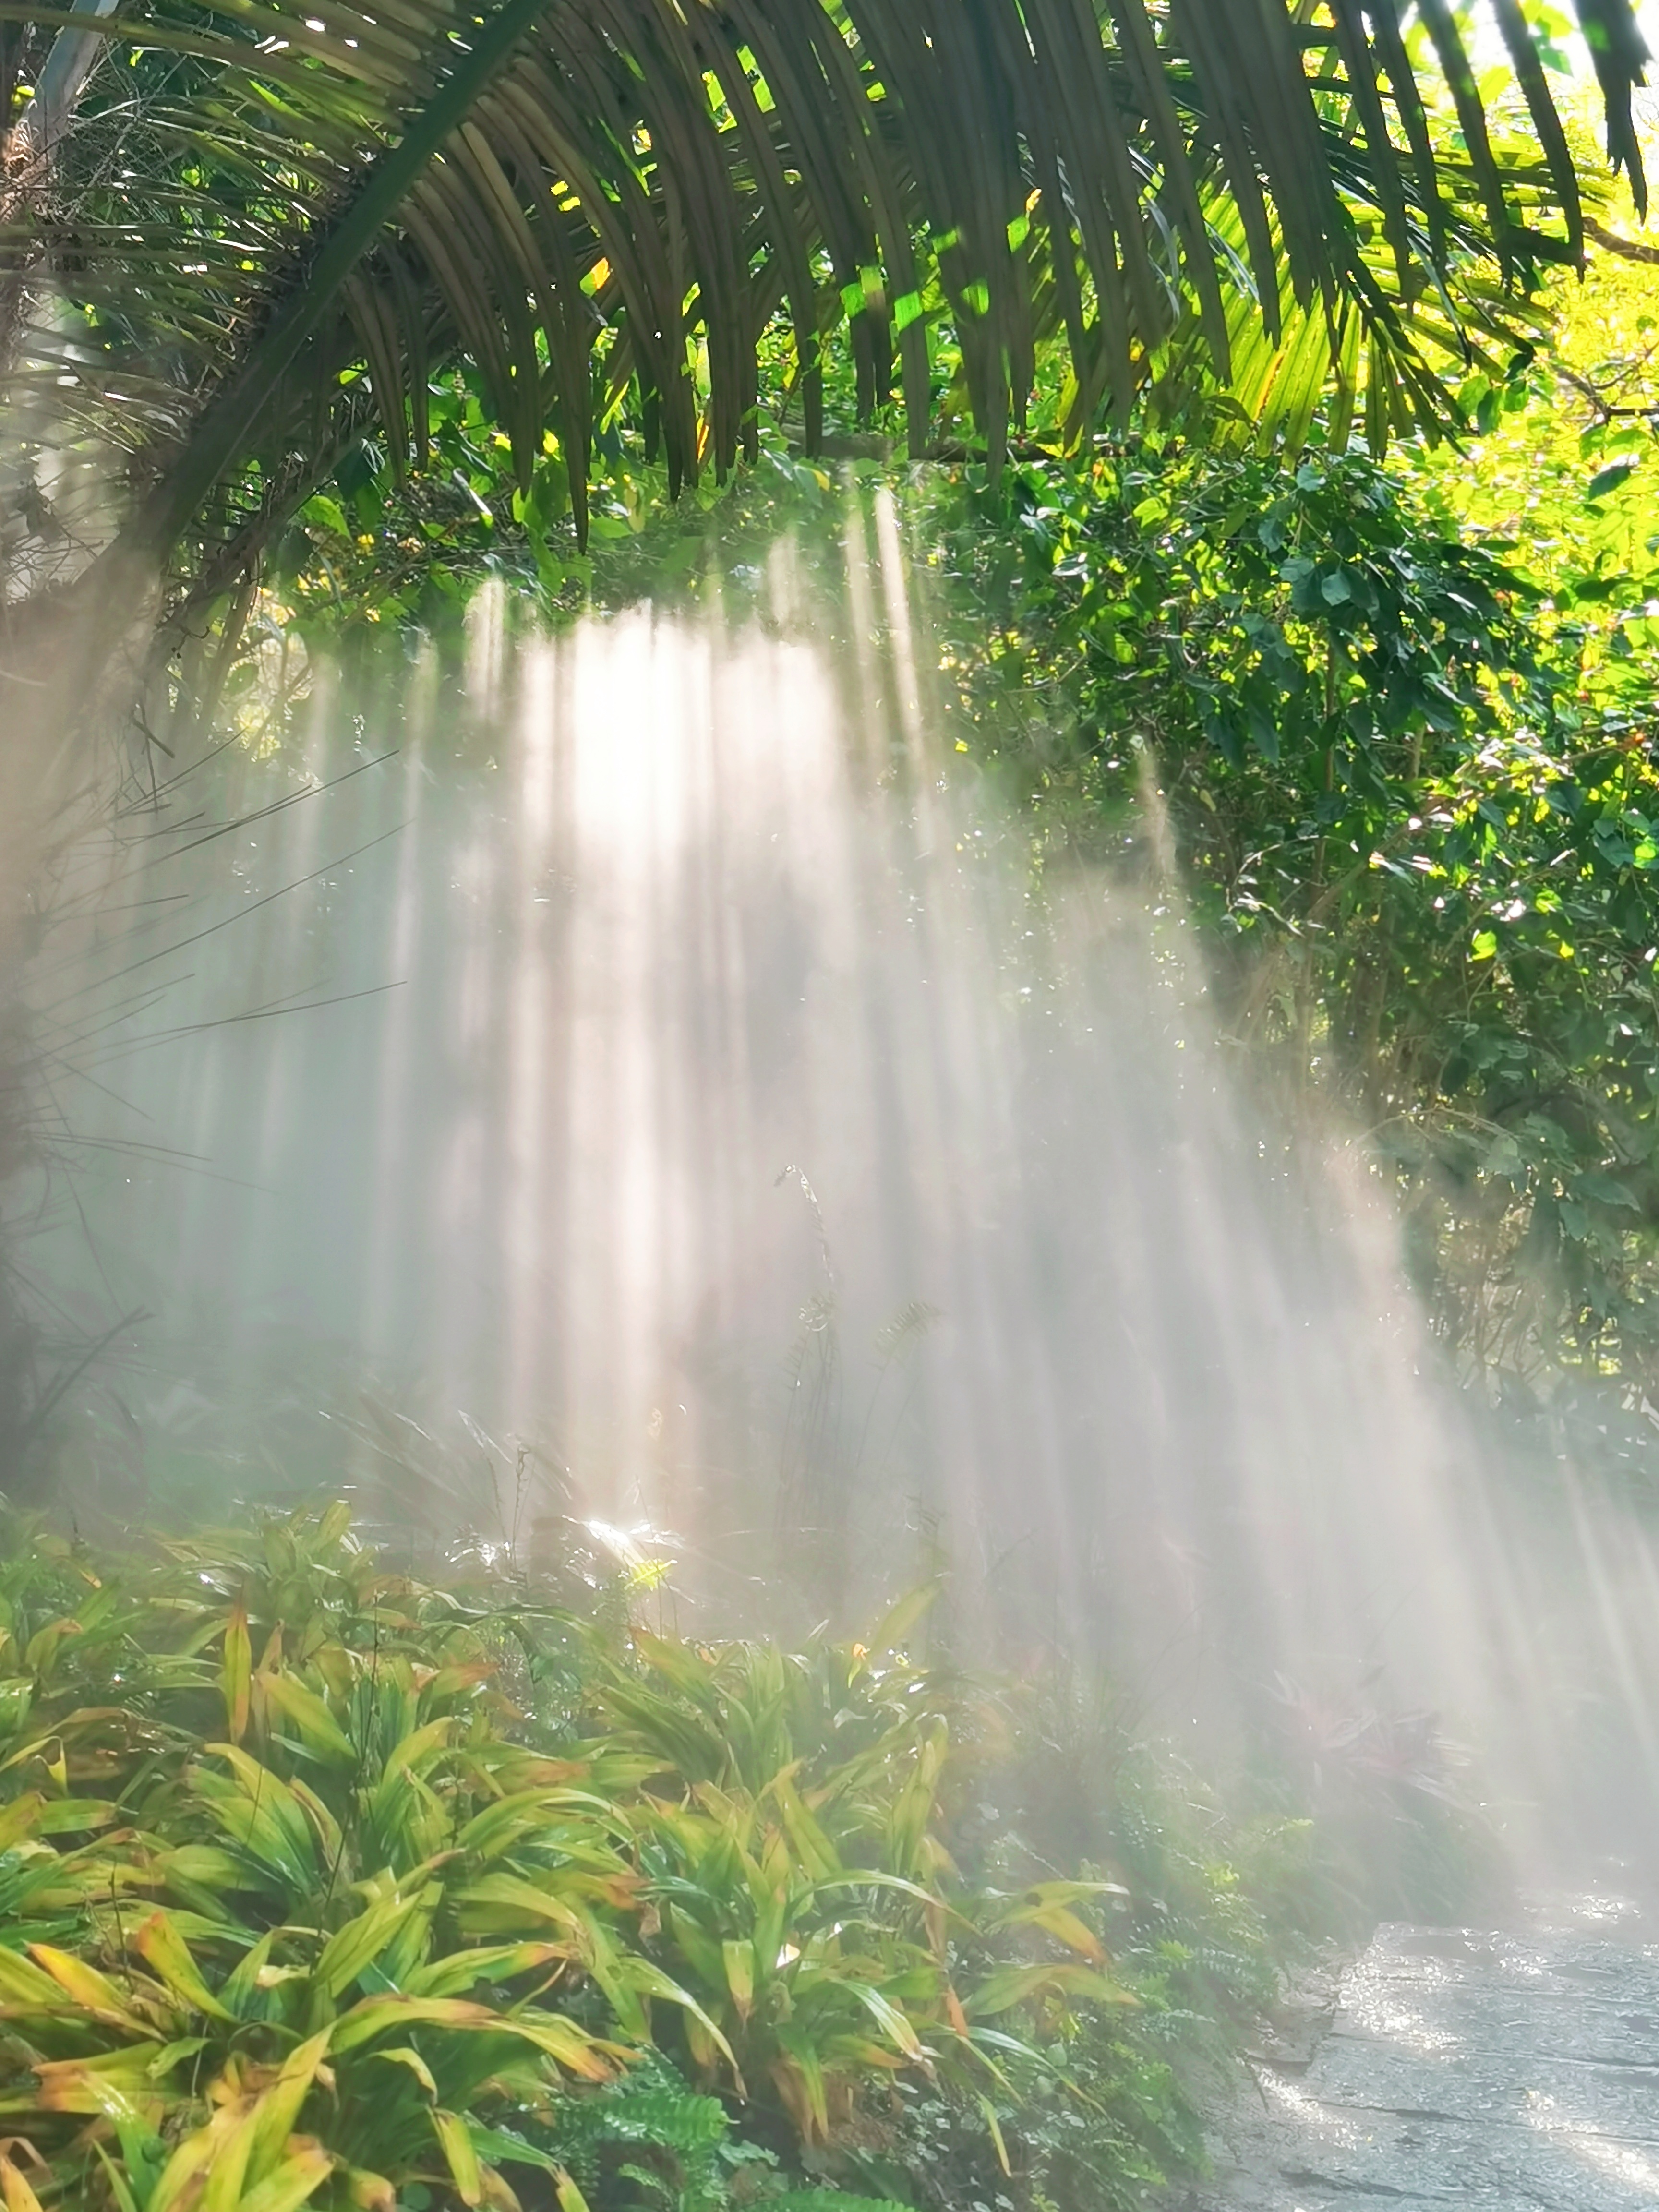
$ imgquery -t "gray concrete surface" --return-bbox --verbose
[1181,1895,1659,2208]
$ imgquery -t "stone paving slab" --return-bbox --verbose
[1180,1897,1659,2210]
[1328,1998,1659,2068]
[1305,2034,1659,2137]
[1247,2077,1659,2206]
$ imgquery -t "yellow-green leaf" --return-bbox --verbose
[222,1601,252,1744]
[963,1963,1136,2018]
[974,2092,1011,2176]
[0,2151,45,2212]
[844,1981,926,2060]
[865,1580,941,1655]
[554,2168,593,2212]
[94,2145,141,2212]
[259,1673,356,1763]
[246,2030,332,2188]
[0,1794,43,1852]
[433,2110,482,2207]
[27,1943,161,2035]
[615,1956,737,2067]
[237,2146,333,2212]
[316,1501,353,1547]
[314,1895,420,2002]
[199,2101,261,2212]
[0,1946,75,2009]
[721,1938,755,2021]
[405,1942,566,1999]
[341,2169,397,2212]
[371,2045,437,2098]
[135,1912,236,2022]
[767,1768,841,1881]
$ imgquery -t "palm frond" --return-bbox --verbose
[0,0,1647,601]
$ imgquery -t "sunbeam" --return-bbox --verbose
[17,495,1659,1884]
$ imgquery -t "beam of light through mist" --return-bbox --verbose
[14,488,1659,1879]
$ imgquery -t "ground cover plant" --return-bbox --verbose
[0,1498,1485,2212]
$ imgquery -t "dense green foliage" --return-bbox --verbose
[0,1501,1503,2212]
[0,1504,1223,2212]
[7,8,1657,1473]
[237,286,1659,1439]
[896,180,1659,1451]
[3,0,1640,646]
[2,71,1623,2212]
[5,78,1654,2205]
[927,429,1659,1407]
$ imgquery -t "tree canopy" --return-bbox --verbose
[0,0,1650,664]
[4,11,1659,1463]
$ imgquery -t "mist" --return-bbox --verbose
[9,488,1659,1892]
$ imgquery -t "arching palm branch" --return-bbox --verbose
[0,0,1649,649]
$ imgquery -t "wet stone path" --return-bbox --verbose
[1180,1900,1659,2209]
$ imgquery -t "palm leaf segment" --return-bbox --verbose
[0,0,1650,575]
